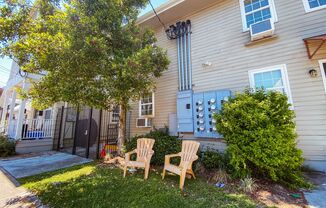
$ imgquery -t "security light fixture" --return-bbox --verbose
[309,69,318,78]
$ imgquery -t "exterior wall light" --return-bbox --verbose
[309,69,318,78]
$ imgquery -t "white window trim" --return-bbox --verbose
[239,0,278,32]
[248,64,294,105]
[138,93,155,118]
[302,0,326,13]
[319,59,326,94]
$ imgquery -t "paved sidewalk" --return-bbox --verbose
[0,151,92,178]
[0,169,45,208]
[0,151,92,207]
[304,172,326,208]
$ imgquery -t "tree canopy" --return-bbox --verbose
[0,0,170,148]
[0,0,169,109]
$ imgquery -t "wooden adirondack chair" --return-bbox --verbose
[123,138,155,179]
[162,140,200,189]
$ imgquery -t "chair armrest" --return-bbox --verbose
[192,155,199,162]
[164,153,182,165]
[125,149,137,162]
[145,150,155,162]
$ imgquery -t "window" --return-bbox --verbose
[302,0,326,12]
[111,106,119,123]
[248,64,293,104]
[319,59,326,93]
[44,110,52,120]
[239,0,278,31]
[139,93,154,117]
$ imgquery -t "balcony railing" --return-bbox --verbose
[21,119,55,140]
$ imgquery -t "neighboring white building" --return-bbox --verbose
[0,61,61,153]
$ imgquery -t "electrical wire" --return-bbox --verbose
[147,0,166,30]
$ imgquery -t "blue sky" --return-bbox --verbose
[0,0,168,87]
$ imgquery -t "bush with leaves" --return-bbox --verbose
[215,89,308,189]
[0,135,15,157]
[200,150,231,171]
[126,129,181,166]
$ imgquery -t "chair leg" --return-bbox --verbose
[189,169,196,179]
[123,166,127,178]
[162,168,166,180]
[180,170,187,190]
[144,165,150,180]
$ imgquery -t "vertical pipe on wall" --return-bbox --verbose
[183,23,188,90]
[180,25,185,91]
[177,36,182,91]
[187,20,192,90]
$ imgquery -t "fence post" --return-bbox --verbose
[56,106,65,151]
[96,109,102,159]
[72,105,80,155]
[86,108,93,158]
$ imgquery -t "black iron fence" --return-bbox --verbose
[53,106,129,159]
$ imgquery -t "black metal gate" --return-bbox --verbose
[53,106,121,159]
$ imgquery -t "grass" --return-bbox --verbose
[19,162,256,208]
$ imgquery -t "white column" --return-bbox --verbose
[15,80,29,140]
[7,90,17,133]
[1,89,9,124]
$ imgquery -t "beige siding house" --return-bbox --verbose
[130,0,326,171]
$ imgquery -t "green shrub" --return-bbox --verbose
[215,89,308,188]
[200,150,230,170]
[0,135,16,157]
[126,129,181,166]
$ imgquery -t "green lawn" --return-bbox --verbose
[19,163,256,208]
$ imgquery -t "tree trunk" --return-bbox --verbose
[117,104,126,155]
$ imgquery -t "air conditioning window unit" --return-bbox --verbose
[250,19,275,41]
[136,118,153,128]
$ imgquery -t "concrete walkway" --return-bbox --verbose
[0,151,92,178]
[304,172,326,208]
[0,168,45,208]
[0,151,92,207]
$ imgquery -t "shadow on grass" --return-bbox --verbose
[18,162,256,208]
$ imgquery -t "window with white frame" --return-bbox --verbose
[319,60,326,93]
[239,0,277,31]
[302,0,326,12]
[111,106,119,123]
[248,65,293,104]
[139,93,154,117]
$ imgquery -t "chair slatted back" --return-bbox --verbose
[180,141,200,169]
[136,138,155,162]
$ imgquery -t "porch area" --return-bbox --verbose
[0,75,57,154]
